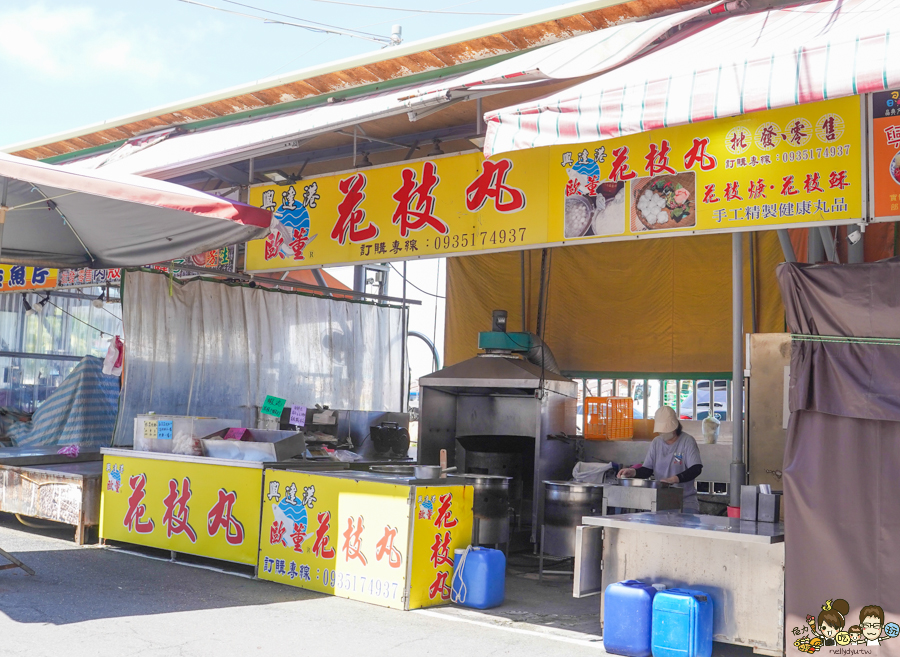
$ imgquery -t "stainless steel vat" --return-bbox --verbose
[541,480,605,558]
[418,354,578,543]
[449,474,511,545]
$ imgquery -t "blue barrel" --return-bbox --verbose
[603,580,658,657]
[651,588,714,657]
[450,547,505,609]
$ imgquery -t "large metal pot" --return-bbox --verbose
[449,474,511,545]
[542,480,606,558]
[617,478,670,489]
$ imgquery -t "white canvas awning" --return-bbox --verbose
[0,151,272,268]
[483,0,900,155]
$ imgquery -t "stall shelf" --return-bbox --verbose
[100,448,265,566]
[0,460,101,544]
[257,469,473,610]
[578,512,784,656]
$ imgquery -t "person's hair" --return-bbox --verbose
[849,626,862,634]
[675,421,683,436]
[860,606,885,625]
[819,599,850,631]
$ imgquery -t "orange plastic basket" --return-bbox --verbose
[584,397,634,440]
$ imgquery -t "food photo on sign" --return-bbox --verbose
[631,172,696,232]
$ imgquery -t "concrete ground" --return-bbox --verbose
[0,515,753,657]
[0,513,603,657]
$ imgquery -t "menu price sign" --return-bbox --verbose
[289,405,306,427]
[143,419,158,440]
[157,420,173,440]
[870,90,900,219]
[261,395,287,418]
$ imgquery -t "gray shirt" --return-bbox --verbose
[642,431,702,513]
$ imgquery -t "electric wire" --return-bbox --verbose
[225,0,516,17]
[178,0,392,43]
[389,263,445,298]
[44,300,111,337]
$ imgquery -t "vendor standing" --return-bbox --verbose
[616,406,703,513]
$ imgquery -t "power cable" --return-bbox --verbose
[178,0,393,43]
[44,301,112,337]
[389,263,445,299]
[226,0,517,15]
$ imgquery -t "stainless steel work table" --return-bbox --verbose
[577,512,785,656]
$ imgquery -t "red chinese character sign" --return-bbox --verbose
[246,149,547,272]
[246,96,864,270]
[257,472,473,610]
[100,456,263,565]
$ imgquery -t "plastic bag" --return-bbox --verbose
[103,336,124,376]
[702,415,720,444]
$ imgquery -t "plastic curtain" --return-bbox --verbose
[114,271,402,445]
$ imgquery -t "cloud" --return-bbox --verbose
[0,4,211,82]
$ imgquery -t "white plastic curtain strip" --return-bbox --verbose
[483,0,900,155]
[114,271,402,445]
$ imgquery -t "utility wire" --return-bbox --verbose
[389,263,445,299]
[178,0,393,43]
[45,301,111,337]
[225,0,517,16]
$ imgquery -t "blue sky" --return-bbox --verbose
[0,0,567,148]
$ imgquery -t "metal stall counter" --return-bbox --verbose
[576,512,785,656]
[257,468,473,610]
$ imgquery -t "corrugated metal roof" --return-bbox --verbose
[5,0,706,162]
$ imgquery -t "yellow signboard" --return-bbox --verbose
[258,471,412,609]
[244,97,863,271]
[407,485,474,610]
[257,471,473,609]
[0,265,58,292]
[100,455,263,565]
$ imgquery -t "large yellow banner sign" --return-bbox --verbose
[257,470,473,610]
[245,96,863,271]
[100,455,263,565]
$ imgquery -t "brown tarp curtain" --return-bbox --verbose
[445,231,786,374]
[778,259,900,653]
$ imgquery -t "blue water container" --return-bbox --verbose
[603,580,658,657]
[651,588,714,657]
[450,547,505,609]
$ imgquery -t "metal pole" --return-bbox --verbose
[476,97,485,136]
[0,178,8,262]
[730,233,746,508]
[776,229,797,262]
[848,225,865,264]
[520,251,526,332]
[817,226,838,263]
[807,227,825,263]
[400,261,408,412]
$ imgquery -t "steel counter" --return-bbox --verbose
[576,512,785,656]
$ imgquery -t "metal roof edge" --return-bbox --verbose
[36,50,528,165]
[2,0,636,155]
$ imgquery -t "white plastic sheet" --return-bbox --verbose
[113,271,402,445]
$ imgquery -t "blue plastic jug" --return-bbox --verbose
[603,580,658,657]
[651,588,714,657]
[450,547,505,609]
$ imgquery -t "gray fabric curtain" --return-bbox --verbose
[114,271,403,445]
[778,259,900,651]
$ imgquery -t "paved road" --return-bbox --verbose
[0,514,603,657]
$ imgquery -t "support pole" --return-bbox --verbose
[807,227,825,263]
[400,261,408,413]
[476,97,485,137]
[730,233,746,508]
[0,177,8,262]
[817,226,838,263]
[848,225,865,264]
[776,229,797,262]
[520,251,526,332]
